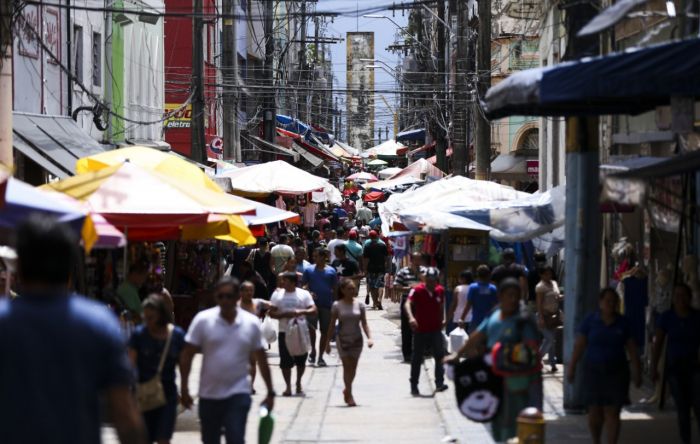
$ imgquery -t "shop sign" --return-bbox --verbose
[164,104,192,129]
[526,160,539,178]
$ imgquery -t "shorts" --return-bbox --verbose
[278,332,308,369]
[306,307,331,334]
[367,273,385,289]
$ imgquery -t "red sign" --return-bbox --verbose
[526,160,539,178]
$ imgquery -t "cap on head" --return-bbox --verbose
[349,231,358,240]
[369,230,378,239]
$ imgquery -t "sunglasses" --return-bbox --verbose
[217,292,237,300]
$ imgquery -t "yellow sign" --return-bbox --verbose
[164,103,192,129]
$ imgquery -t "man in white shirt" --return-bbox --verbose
[269,272,317,396]
[180,277,275,444]
[270,234,295,275]
[326,228,346,263]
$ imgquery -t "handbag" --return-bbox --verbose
[136,324,174,412]
[285,318,311,357]
[491,317,542,378]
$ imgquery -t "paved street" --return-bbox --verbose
[104,298,680,444]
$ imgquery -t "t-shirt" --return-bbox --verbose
[363,240,388,274]
[302,265,338,309]
[408,283,445,333]
[307,241,323,264]
[117,281,142,314]
[345,240,363,263]
[270,244,295,275]
[467,282,498,331]
[356,207,372,224]
[185,307,264,399]
[270,288,315,331]
[577,311,631,364]
[394,266,424,294]
[129,325,186,399]
[327,238,345,263]
[477,309,539,349]
[332,258,360,278]
[303,203,317,228]
[296,259,311,274]
[658,308,700,362]
[369,216,382,229]
[0,294,133,444]
[535,280,561,314]
[491,263,528,287]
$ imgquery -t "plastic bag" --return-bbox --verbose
[449,327,469,353]
[261,317,277,344]
[285,318,311,357]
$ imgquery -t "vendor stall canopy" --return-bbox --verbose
[483,38,700,119]
[216,160,335,196]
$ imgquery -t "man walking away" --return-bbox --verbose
[459,265,498,334]
[363,231,389,310]
[117,263,149,323]
[180,277,275,444]
[269,272,317,395]
[405,267,448,396]
[394,252,426,362]
[271,234,295,275]
[327,229,345,263]
[0,215,146,444]
[491,248,529,299]
[302,249,339,367]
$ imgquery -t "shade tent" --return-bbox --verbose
[482,38,700,119]
[365,140,408,157]
[276,115,310,136]
[334,141,360,157]
[347,172,378,182]
[389,158,445,180]
[368,159,388,166]
[362,175,424,191]
[216,160,335,196]
[396,128,426,143]
[378,167,402,178]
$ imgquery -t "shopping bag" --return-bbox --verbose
[261,317,277,344]
[449,327,469,353]
[285,318,311,356]
[451,355,503,423]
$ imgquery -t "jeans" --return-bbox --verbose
[667,360,700,444]
[199,394,252,444]
[400,294,413,361]
[410,331,445,387]
[539,328,556,366]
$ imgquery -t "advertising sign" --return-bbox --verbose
[164,104,192,129]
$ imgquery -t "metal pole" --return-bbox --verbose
[104,0,113,143]
[232,8,240,162]
[434,0,448,173]
[0,0,12,169]
[452,0,467,176]
[474,0,491,180]
[222,0,234,160]
[191,0,206,163]
[263,0,276,145]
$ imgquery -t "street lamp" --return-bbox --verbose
[359,59,397,74]
[362,14,432,54]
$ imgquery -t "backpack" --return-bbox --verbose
[490,315,541,378]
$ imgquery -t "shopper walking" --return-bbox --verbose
[394,252,425,362]
[271,234,295,275]
[180,277,275,444]
[568,288,641,444]
[405,267,448,395]
[651,283,700,444]
[459,265,498,334]
[535,266,562,372]
[363,230,389,310]
[269,272,317,396]
[491,248,529,298]
[322,279,374,406]
[239,281,271,394]
[129,295,186,444]
[118,263,149,323]
[446,269,474,331]
[302,249,338,367]
[0,215,146,444]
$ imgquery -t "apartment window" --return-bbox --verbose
[92,32,102,87]
[73,25,83,83]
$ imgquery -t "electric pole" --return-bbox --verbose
[474,0,491,180]
[0,0,12,168]
[191,0,206,163]
[298,0,307,122]
[263,0,276,146]
[222,0,238,161]
[434,0,447,173]
[452,0,468,176]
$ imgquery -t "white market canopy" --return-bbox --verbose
[389,158,445,180]
[216,160,336,196]
[377,167,402,178]
[365,139,407,157]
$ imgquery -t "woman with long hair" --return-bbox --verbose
[323,278,373,406]
[128,295,186,444]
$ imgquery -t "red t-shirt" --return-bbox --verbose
[408,283,445,333]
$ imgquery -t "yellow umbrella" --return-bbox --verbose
[76,146,222,193]
[181,215,257,245]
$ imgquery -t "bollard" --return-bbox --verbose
[516,407,545,443]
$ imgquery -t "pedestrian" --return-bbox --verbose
[491,248,529,299]
[446,278,542,442]
[302,248,339,367]
[404,267,448,395]
[345,230,364,264]
[271,234,295,275]
[180,277,275,444]
[323,278,373,406]
[269,272,317,396]
[239,281,271,394]
[527,252,547,308]
[331,244,362,281]
[307,230,323,264]
[247,237,274,297]
[295,248,311,274]
[118,263,149,323]
[446,269,473,331]
[651,283,700,444]
[459,265,498,334]
[327,229,345,262]
[535,266,562,373]
[343,197,356,217]
[239,260,269,301]
[0,215,146,443]
[363,230,389,310]
[356,204,372,226]
[567,288,641,444]
[394,252,426,362]
[129,295,186,444]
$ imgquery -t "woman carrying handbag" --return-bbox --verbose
[129,295,186,444]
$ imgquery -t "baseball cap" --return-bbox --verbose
[369,230,378,239]
[349,231,358,240]
[424,267,440,280]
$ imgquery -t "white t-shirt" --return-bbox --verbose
[270,244,295,274]
[184,307,264,400]
[270,288,315,331]
[327,238,345,263]
[453,284,472,322]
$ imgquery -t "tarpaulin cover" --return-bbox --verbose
[276,115,310,136]
[389,158,445,180]
[217,160,331,195]
[483,38,700,119]
[396,128,426,142]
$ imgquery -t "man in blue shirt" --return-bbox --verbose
[0,215,146,444]
[302,248,338,367]
[459,265,498,333]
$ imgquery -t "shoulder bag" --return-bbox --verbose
[136,324,174,412]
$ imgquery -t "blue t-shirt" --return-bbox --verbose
[577,311,632,364]
[302,265,338,309]
[467,282,498,330]
[477,308,539,349]
[129,325,186,399]
[658,308,700,362]
[369,217,382,229]
[0,293,133,444]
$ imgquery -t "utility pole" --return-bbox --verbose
[474,0,491,180]
[434,0,447,172]
[104,0,113,143]
[191,0,206,163]
[263,0,276,146]
[312,16,321,125]
[562,1,601,411]
[0,0,12,168]
[298,0,307,121]
[452,0,468,176]
[222,0,238,161]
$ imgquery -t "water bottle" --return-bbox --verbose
[258,404,274,444]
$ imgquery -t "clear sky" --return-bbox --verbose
[316,0,408,143]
